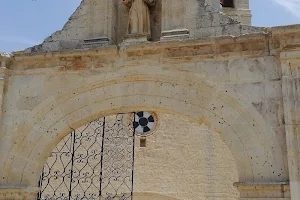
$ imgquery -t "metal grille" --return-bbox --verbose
[37,113,135,200]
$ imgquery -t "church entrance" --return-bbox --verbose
[37,113,137,200]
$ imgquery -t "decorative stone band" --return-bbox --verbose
[234,182,290,199]
[0,186,40,200]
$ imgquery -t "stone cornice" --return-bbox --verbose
[4,24,300,71]
[7,33,269,71]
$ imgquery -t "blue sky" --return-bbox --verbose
[0,0,300,53]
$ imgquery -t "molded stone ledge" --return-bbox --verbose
[122,34,149,44]
[0,186,40,200]
[161,28,190,41]
[234,182,290,198]
[83,37,110,49]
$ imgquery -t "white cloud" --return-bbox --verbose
[0,35,41,46]
[274,0,300,18]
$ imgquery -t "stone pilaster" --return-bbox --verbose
[160,0,189,41]
[84,0,118,47]
[0,54,9,133]
[280,51,300,200]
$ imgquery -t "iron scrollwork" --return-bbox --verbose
[37,113,135,200]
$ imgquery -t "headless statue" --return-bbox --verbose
[122,0,156,39]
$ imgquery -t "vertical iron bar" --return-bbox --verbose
[69,132,76,200]
[36,170,44,200]
[99,117,106,200]
[131,113,136,200]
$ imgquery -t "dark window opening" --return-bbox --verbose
[140,138,146,147]
[220,0,234,8]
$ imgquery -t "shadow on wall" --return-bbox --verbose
[150,0,162,42]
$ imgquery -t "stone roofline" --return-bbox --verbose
[1,24,300,71]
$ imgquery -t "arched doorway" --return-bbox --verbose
[0,66,287,198]
[37,112,239,200]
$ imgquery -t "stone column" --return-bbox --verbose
[83,0,118,48]
[281,51,300,200]
[160,0,189,41]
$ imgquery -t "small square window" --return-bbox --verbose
[220,0,234,8]
[140,138,146,147]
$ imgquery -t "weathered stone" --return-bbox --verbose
[2,1,300,200]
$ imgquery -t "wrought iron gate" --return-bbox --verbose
[37,113,135,200]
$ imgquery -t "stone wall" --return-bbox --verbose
[134,113,239,200]
[39,113,239,200]
[25,0,261,53]
[1,26,300,199]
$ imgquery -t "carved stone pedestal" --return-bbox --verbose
[0,187,40,200]
[122,34,149,44]
[160,0,190,42]
[160,28,190,41]
[82,37,110,49]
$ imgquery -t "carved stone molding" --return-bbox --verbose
[83,37,110,49]
[161,28,189,41]
[234,182,290,198]
[0,187,40,200]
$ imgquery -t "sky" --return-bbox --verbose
[0,0,300,53]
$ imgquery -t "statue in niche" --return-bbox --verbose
[122,0,156,39]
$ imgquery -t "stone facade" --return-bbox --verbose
[1,0,300,199]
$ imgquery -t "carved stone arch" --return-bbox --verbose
[0,65,286,188]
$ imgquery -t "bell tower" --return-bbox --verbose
[221,0,252,25]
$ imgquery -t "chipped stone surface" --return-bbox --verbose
[24,0,262,53]
[2,1,300,200]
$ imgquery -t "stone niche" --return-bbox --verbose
[117,0,162,43]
